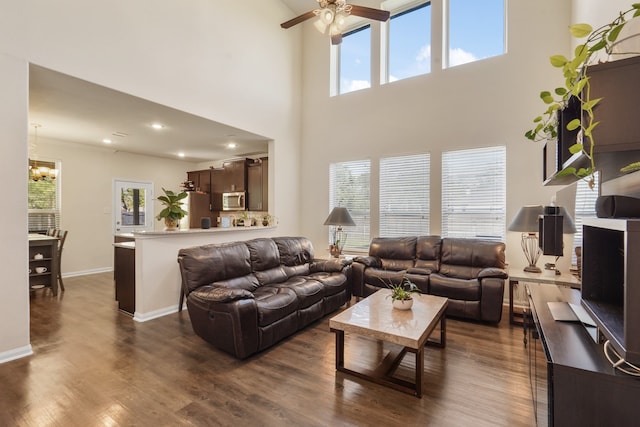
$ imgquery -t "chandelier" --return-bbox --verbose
[29,124,58,182]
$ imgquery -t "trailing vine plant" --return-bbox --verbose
[525,4,640,189]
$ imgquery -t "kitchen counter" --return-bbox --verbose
[121,225,278,322]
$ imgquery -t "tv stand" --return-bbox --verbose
[526,284,640,426]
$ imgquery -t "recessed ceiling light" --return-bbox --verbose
[178,152,185,158]
[103,138,112,144]
[227,142,238,149]
[151,123,164,130]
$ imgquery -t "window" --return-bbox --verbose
[572,172,600,263]
[380,153,430,236]
[329,160,371,251]
[28,159,61,232]
[442,146,506,240]
[385,2,431,83]
[339,25,371,95]
[446,0,505,68]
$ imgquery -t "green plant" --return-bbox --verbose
[525,4,640,187]
[155,188,188,221]
[387,277,420,302]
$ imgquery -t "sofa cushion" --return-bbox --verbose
[272,277,324,309]
[254,267,288,286]
[178,242,252,294]
[307,271,349,296]
[369,237,417,271]
[253,286,299,326]
[415,236,441,271]
[364,268,407,288]
[439,238,506,280]
[429,274,481,301]
[246,238,280,271]
[274,237,315,266]
[190,285,254,304]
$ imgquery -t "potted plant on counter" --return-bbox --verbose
[156,188,188,230]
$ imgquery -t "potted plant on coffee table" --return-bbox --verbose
[387,277,420,310]
[156,187,188,230]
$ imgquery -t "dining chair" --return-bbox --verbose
[56,230,68,291]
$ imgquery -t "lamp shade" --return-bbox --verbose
[508,205,544,232]
[323,207,356,227]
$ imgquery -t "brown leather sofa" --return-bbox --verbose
[177,236,351,359]
[352,236,507,323]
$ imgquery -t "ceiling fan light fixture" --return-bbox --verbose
[314,18,328,34]
[321,7,335,25]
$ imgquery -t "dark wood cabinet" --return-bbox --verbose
[114,243,135,315]
[526,284,640,426]
[187,169,214,228]
[247,158,268,211]
[221,159,248,192]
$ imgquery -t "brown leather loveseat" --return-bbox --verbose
[177,236,351,359]
[352,236,507,323]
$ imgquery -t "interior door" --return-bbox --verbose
[113,180,154,233]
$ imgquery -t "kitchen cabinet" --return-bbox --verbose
[247,157,268,211]
[221,159,248,192]
[187,169,214,228]
[114,242,135,315]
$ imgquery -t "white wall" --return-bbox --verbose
[298,0,569,269]
[0,0,302,360]
[36,137,200,275]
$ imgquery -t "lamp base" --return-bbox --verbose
[329,245,342,258]
[524,265,542,273]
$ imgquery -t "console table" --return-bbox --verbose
[508,271,580,326]
[526,284,640,426]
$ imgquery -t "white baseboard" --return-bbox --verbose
[62,267,113,278]
[133,305,179,322]
[0,345,33,364]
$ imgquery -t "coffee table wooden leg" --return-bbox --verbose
[416,346,424,397]
[334,329,344,369]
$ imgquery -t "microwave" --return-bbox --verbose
[222,191,246,211]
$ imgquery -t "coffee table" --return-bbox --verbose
[329,289,448,397]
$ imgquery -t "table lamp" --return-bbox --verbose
[508,205,544,273]
[323,207,355,257]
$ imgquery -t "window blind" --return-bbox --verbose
[572,172,599,263]
[28,159,61,232]
[380,153,430,237]
[329,160,371,251]
[442,146,506,240]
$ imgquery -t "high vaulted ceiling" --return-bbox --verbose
[29,65,270,163]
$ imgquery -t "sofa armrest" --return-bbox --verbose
[190,286,254,304]
[353,255,381,268]
[478,267,508,280]
[311,258,351,273]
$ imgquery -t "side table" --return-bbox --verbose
[508,271,580,326]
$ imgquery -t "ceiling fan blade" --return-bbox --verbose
[331,32,343,45]
[349,5,391,22]
[281,10,317,29]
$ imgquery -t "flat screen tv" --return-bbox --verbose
[581,218,640,365]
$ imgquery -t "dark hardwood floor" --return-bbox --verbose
[1,273,535,426]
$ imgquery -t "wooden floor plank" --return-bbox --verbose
[0,273,535,426]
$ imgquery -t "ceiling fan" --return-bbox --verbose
[281,0,391,45]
